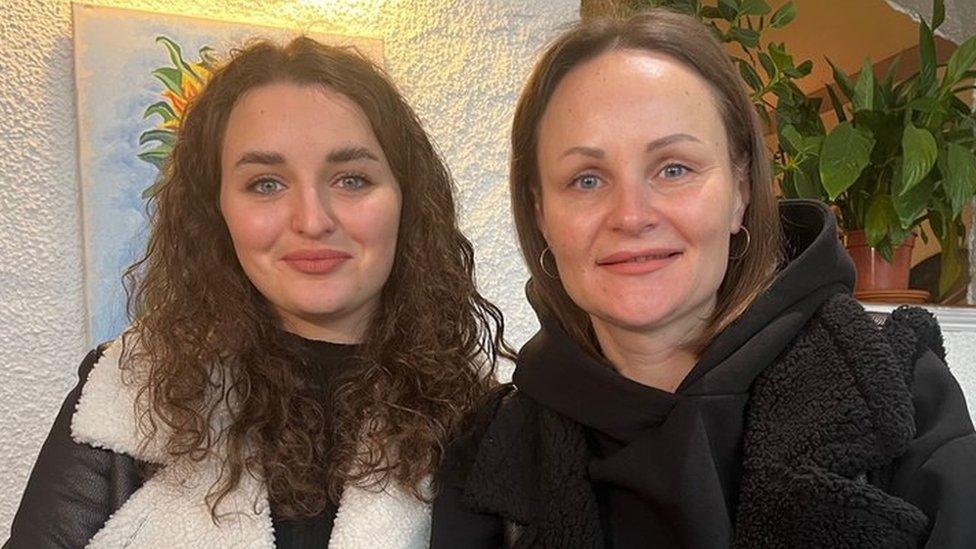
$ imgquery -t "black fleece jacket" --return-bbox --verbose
[431,200,976,548]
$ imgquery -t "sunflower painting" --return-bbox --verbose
[137,36,217,198]
[73,4,382,344]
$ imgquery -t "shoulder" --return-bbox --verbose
[438,384,535,488]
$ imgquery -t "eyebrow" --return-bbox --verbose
[233,146,380,169]
[234,151,284,168]
[327,146,380,164]
[559,133,703,160]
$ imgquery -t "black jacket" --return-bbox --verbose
[431,201,976,548]
[4,337,356,549]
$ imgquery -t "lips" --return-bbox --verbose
[282,249,352,274]
[596,249,682,275]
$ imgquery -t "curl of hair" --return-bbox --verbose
[122,36,510,518]
[510,9,784,357]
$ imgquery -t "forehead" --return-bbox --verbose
[538,49,728,152]
[222,82,379,154]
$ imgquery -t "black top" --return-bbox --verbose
[513,200,853,547]
[4,334,356,549]
[430,200,976,548]
[271,335,357,547]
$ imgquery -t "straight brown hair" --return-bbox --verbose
[510,9,784,357]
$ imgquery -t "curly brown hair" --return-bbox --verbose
[121,36,509,518]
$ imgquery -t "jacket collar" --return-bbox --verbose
[71,339,431,549]
[464,295,935,548]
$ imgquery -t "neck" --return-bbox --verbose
[591,310,708,393]
[278,308,372,345]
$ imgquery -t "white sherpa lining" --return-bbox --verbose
[72,338,431,548]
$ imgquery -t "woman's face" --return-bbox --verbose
[220,82,402,342]
[535,49,748,338]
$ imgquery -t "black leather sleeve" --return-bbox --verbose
[4,346,144,549]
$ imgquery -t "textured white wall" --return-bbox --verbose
[944,331,976,421]
[0,0,577,534]
[4,0,976,537]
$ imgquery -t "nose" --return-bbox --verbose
[290,182,337,237]
[607,176,657,235]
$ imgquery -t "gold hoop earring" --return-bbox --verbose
[729,226,751,261]
[539,246,559,279]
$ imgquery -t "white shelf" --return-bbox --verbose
[860,302,976,332]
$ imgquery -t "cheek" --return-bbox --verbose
[342,193,402,255]
[222,203,282,256]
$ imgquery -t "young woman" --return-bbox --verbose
[431,10,976,548]
[7,36,508,548]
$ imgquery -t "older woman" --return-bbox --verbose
[431,10,976,548]
[7,37,508,548]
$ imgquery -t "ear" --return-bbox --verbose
[534,189,550,241]
[731,173,750,233]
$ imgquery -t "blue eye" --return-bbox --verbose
[249,178,284,195]
[336,175,370,190]
[573,174,601,190]
[661,164,690,179]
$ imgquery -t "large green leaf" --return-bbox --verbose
[738,0,770,16]
[918,21,937,96]
[793,59,813,77]
[932,0,945,30]
[826,58,855,101]
[825,84,847,122]
[819,122,875,200]
[779,124,804,155]
[768,42,793,73]
[939,234,961,297]
[769,1,795,28]
[942,35,976,90]
[882,53,902,88]
[718,0,739,20]
[853,58,874,112]
[758,52,776,79]
[729,27,759,48]
[865,195,896,249]
[738,60,762,93]
[891,163,932,229]
[900,124,938,194]
[944,143,976,217]
[792,162,823,199]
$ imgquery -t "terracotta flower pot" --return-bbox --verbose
[844,230,915,292]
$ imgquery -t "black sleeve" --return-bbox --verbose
[887,350,976,549]
[4,347,144,549]
[430,483,505,549]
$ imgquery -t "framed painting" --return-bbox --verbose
[72,3,382,344]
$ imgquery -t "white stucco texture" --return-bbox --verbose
[0,0,577,533]
[3,0,976,539]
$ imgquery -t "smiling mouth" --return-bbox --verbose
[598,251,682,265]
[609,252,681,264]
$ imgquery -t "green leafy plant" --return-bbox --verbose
[775,0,976,296]
[635,0,812,130]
